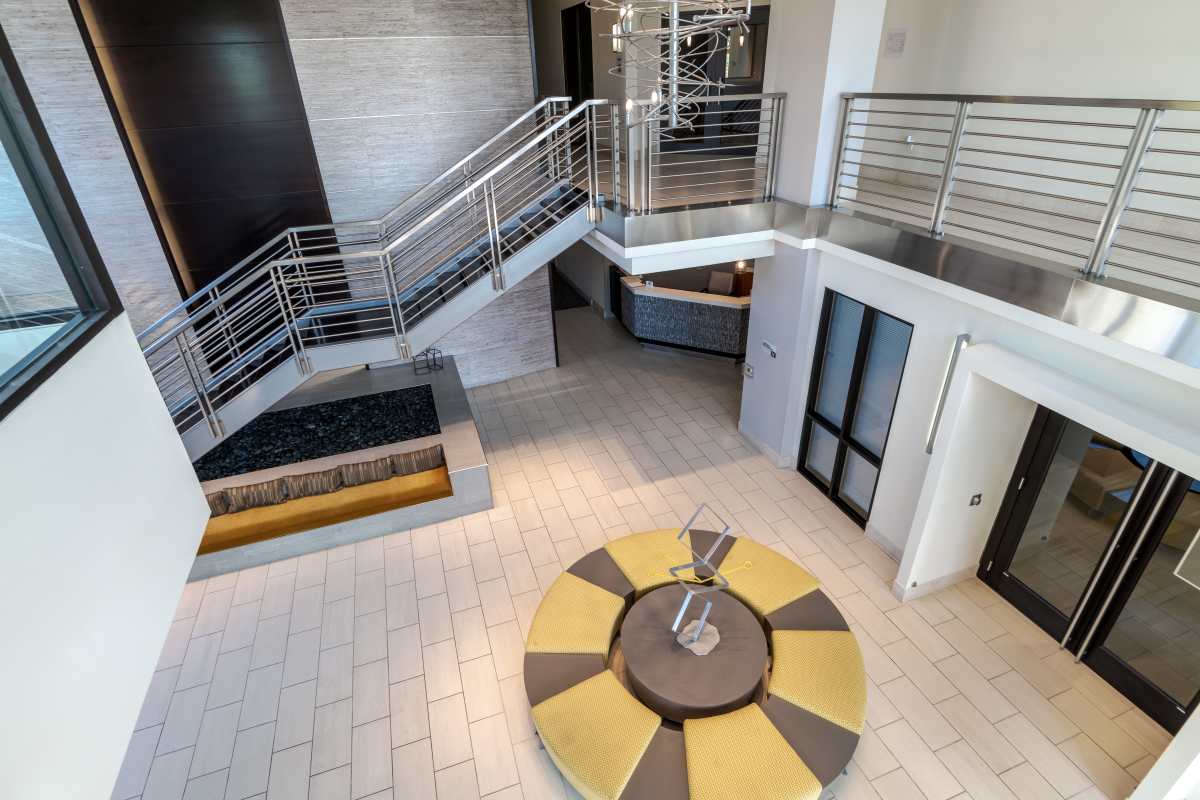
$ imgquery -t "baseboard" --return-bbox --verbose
[865,523,904,562]
[894,564,978,602]
[738,422,789,468]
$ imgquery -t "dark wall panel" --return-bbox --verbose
[162,191,330,286]
[77,0,330,295]
[138,121,324,204]
[80,0,283,46]
[96,44,308,129]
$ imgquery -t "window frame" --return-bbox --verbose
[0,23,122,422]
[797,289,913,526]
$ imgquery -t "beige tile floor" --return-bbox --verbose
[112,308,1172,800]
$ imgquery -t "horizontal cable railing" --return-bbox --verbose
[141,100,609,441]
[829,93,1200,295]
[620,92,785,213]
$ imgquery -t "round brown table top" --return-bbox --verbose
[620,584,768,722]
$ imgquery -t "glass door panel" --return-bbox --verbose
[1007,423,1151,621]
[804,421,839,484]
[1083,470,1200,731]
[850,312,912,457]
[983,406,1196,732]
[813,294,864,425]
[839,449,880,517]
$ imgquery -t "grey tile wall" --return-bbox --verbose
[2,1,180,333]
[280,0,552,388]
[278,2,535,223]
[433,266,556,388]
[278,0,529,38]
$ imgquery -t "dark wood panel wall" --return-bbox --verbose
[74,0,330,294]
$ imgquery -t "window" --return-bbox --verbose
[0,25,120,420]
[798,290,913,524]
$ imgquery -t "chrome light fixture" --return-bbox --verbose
[588,1,752,129]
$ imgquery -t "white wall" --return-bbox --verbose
[554,241,612,314]
[873,0,1200,97]
[741,240,1200,561]
[739,245,820,464]
[0,315,209,800]
[764,0,886,205]
[896,370,1036,592]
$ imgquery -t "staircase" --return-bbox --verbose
[138,98,615,459]
[137,93,787,460]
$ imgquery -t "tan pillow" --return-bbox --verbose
[341,456,395,487]
[223,478,291,513]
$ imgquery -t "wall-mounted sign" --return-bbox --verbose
[884,28,908,59]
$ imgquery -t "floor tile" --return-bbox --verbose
[351,718,392,799]
[312,698,352,774]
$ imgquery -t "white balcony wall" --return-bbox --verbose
[0,316,209,800]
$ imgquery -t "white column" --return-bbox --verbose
[763,0,887,206]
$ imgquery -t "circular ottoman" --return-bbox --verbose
[522,528,868,800]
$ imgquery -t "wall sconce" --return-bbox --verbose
[735,260,748,272]
[612,23,623,53]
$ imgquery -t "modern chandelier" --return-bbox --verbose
[586,1,753,128]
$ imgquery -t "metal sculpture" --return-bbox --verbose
[586,1,753,128]
[668,503,732,643]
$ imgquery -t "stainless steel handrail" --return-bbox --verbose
[840,93,1200,111]
[146,101,605,351]
[829,92,1200,293]
[138,97,571,341]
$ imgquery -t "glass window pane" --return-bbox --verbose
[814,294,864,425]
[850,312,913,457]
[804,421,838,484]
[0,125,80,380]
[839,449,879,515]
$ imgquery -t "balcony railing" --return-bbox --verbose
[828,93,1200,296]
[615,92,786,213]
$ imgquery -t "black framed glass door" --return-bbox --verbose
[981,406,1200,732]
[797,290,912,525]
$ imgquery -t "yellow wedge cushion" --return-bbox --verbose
[722,537,820,617]
[604,528,694,596]
[531,670,661,800]
[684,704,822,800]
[769,630,867,735]
[526,572,625,655]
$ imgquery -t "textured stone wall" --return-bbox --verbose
[279,0,536,222]
[434,265,556,387]
[2,1,179,333]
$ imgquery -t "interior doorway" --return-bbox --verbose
[981,406,1200,733]
[560,3,594,104]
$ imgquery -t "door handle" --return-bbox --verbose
[1075,468,1181,661]
[1060,461,1159,649]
